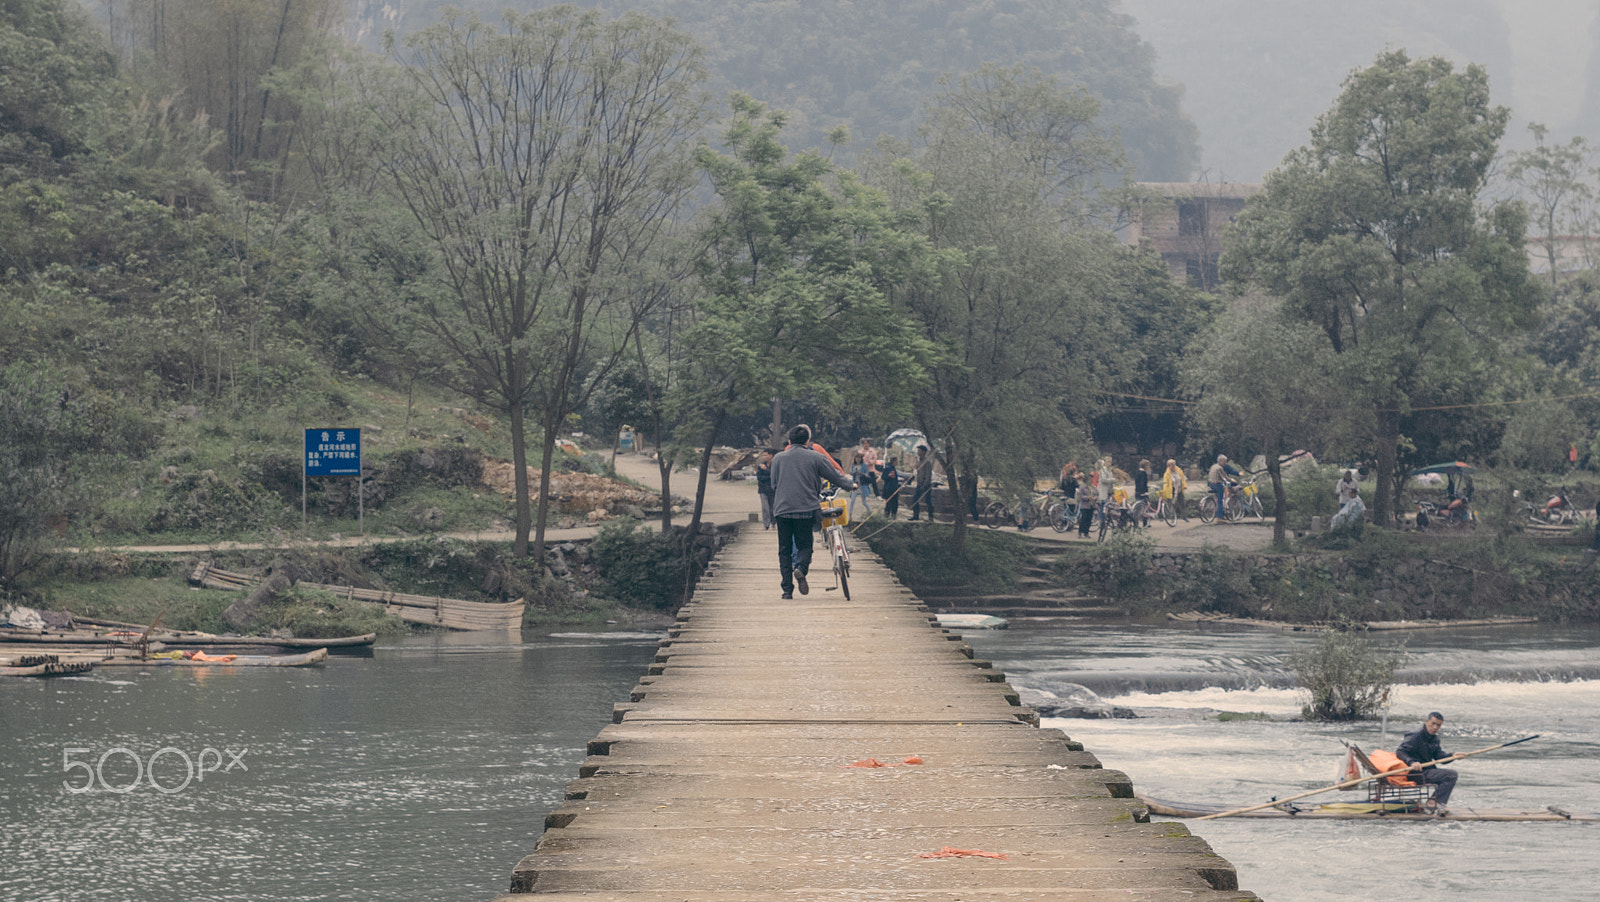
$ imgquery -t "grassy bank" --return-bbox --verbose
[861,521,1035,595]
[24,520,699,637]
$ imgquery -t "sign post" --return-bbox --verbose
[304,428,364,534]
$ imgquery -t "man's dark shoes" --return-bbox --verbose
[781,591,793,600]
[796,573,809,595]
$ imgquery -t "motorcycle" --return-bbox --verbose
[1416,497,1475,529]
[1528,488,1581,526]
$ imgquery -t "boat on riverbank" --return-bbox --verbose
[0,622,376,650]
[1139,795,1600,822]
[95,647,331,667]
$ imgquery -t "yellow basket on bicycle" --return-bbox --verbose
[820,496,849,528]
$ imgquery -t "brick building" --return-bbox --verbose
[1123,182,1260,290]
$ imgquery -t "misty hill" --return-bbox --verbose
[1120,0,1600,182]
[348,0,1199,179]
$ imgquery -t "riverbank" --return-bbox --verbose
[868,521,1600,625]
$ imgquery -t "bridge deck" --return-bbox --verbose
[495,522,1256,901]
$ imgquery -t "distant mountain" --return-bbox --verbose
[347,0,1200,180]
[1117,0,1600,182]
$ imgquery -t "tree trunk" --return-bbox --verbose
[1374,407,1399,527]
[533,413,559,560]
[509,402,531,558]
[656,450,674,532]
[1266,446,1288,549]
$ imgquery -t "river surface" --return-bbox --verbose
[0,630,661,901]
[4,622,1597,901]
[964,621,1600,902]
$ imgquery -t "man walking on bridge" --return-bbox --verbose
[770,425,855,599]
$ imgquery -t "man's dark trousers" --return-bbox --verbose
[910,485,933,520]
[776,514,815,594]
[1419,766,1458,805]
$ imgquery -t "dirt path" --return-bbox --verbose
[68,454,1272,556]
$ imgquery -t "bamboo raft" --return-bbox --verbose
[1140,796,1600,823]
[189,563,524,631]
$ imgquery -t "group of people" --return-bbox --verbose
[1058,457,1200,536]
[755,430,939,598]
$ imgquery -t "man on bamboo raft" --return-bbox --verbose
[1397,712,1459,813]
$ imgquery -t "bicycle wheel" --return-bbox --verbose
[1047,500,1070,533]
[1248,493,1265,522]
[981,500,1007,529]
[835,555,850,600]
[1098,506,1110,543]
[1198,494,1217,523]
[1227,494,1244,522]
[1161,497,1177,526]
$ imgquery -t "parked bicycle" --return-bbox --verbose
[982,488,1063,531]
[1097,498,1148,543]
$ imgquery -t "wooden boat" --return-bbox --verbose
[1139,795,1600,823]
[0,624,375,649]
[189,562,524,631]
[94,647,330,667]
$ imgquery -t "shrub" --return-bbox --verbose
[862,522,1030,594]
[1286,629,1404,721]
[590,520,689,610]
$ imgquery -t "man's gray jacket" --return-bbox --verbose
[770,445,855,518]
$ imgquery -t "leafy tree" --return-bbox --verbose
[1183,295,1353,547]
[102,0,345,201]
[676,94,936,542]
[0,364,154,589]
[0,0,115,161]
[873,65,1136,552]
[1505,123,1595,288]
[1223,50,1543,526]
[352,8,708,557]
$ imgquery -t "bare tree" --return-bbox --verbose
[371,8,706,557]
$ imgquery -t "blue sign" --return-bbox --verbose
[305,428,362,477]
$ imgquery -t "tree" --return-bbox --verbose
[359,8,707,557]
[1183,296,1352,547]
[102,0,345,202]
[872,66,1136,552]
[0,364,154,589]
[0,0,115,161]
[1223,50,1542,526]
[1505,123,1594,288]
[676,94,935,546]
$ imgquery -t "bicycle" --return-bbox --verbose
[1153,490,1180,526]
[1097,498,1147,543]
[1234,477,1265,522]
[820,491,851,600]
[982,489,1058,531]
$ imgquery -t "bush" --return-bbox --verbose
[863,522,1030,594]
[1286,629,1404,721]
[589,520,689,610]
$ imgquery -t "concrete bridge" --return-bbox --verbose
[495,522,1258,900]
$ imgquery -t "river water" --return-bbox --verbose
[4,623,1596,901]
[964,621,1600,902]
[0,630,661,901]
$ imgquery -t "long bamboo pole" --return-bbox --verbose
[1194,734,1539,820]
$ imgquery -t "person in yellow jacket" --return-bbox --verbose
[1162,459,1188,521]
